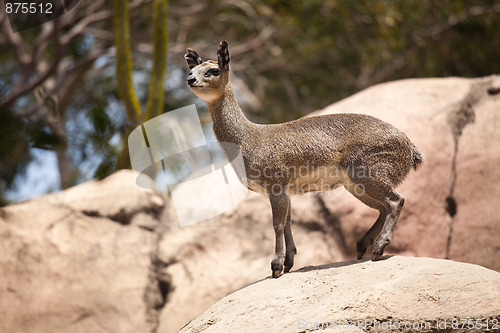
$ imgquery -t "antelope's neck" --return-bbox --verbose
[207,83,258,145]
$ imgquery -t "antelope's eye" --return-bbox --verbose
[204,68,220,77]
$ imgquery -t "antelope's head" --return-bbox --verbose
[185,41,230,103]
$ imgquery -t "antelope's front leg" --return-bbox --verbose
[269,192,289,278]
[283,195,296,273]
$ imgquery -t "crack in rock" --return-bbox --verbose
[444,79,492,259]
[144,244,173,333]
[143,201,176,333]
[81,200,164,227]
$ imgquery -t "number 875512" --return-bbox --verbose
[5,2,53,14]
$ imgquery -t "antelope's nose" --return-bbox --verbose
[187,75,196,86]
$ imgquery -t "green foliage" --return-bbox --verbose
[257,0,500,120]
[88,105,119,180]
[94,155,117,180]
[30,121,62,150]
[0,110,32,205]
[89,106,115,148]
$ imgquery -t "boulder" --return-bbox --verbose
[0,170,167,333]
[313,76,500,271]
[448,78,500,271]
[180,256,500,333]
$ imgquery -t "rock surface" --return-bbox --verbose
[0,171,167,333]
[313,76,500,271]
[180,256,500,333]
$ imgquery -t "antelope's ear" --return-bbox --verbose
[185,48,203,69]
[217,40,230,71]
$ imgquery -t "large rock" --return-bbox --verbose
[449,78,500,270]
[0,170,167,333]
[180,256,500,332]
[313,76,500,271]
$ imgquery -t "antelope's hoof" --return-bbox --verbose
[271,260,283,277]
[371,252,382,261]
[284,253,295,273]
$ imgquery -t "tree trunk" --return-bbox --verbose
[55,139,76,189]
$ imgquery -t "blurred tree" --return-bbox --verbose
[0,0,155,192]
[1,0,499,202]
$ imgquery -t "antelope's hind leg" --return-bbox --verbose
[352,192,386,260]
[372,189,404,260]
[344,176,404,260]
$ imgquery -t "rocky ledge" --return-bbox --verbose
[181,256,500,333]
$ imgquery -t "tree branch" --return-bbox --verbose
[0,19,65,110]
[145,0,168,120]
[113,0,142,124]
[0,10,29,64]
[61,0,154,45]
